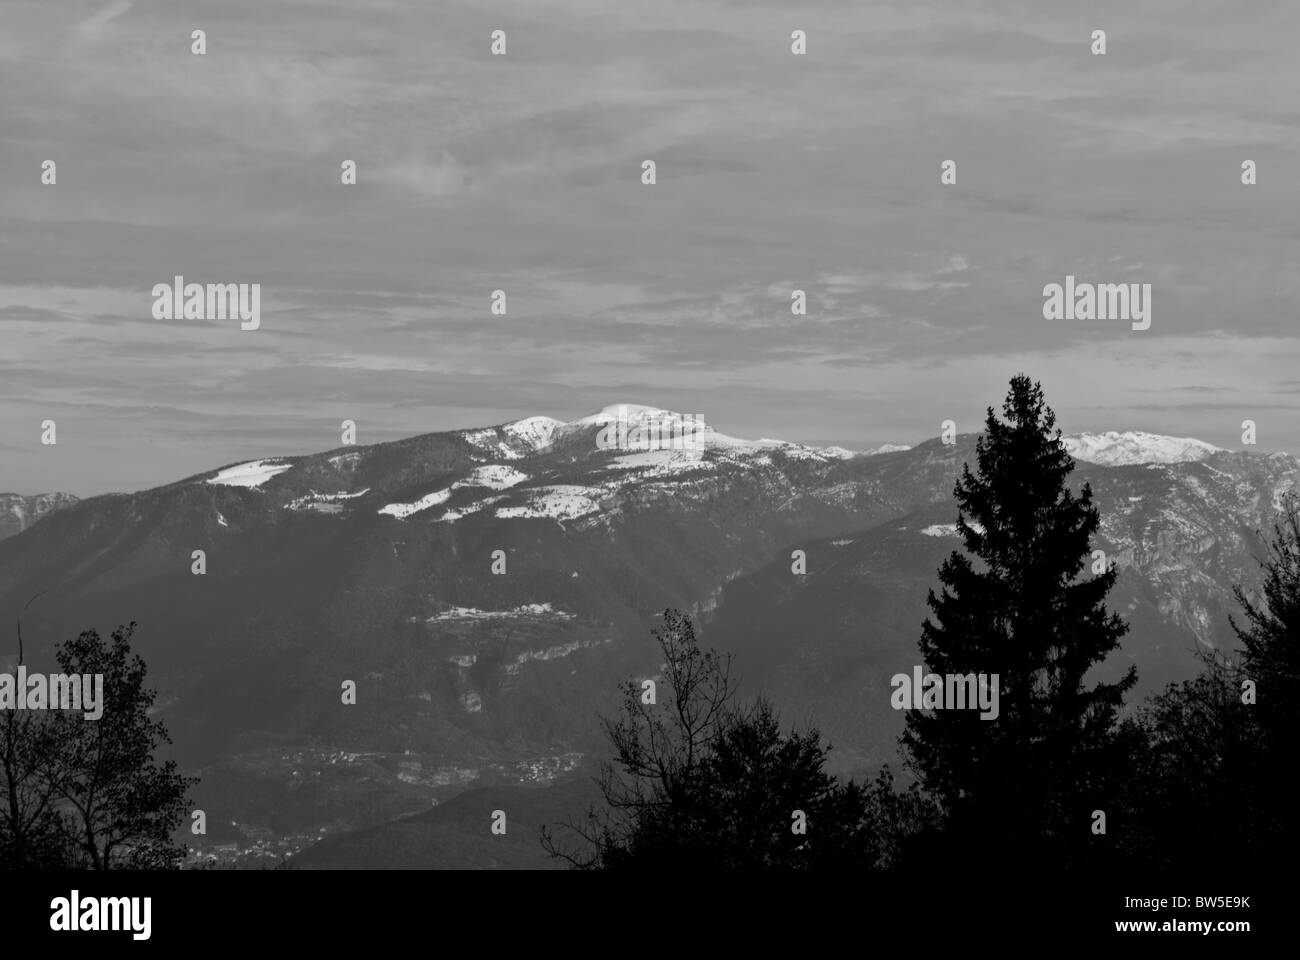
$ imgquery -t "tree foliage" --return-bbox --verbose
[543,610,935,869]
[0,621,196,870]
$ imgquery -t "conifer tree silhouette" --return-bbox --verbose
[901,375,1136,870]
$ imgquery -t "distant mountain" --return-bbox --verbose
[1062,430,1224,466]
[862,443,913,456]
[0,492,79,541]
[0,407,1289,866]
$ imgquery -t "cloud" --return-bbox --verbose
[73,0,133,42]
[2,0,1298,493]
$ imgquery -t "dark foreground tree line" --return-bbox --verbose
[544,375,1298,874]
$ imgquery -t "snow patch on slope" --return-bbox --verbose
[502,416,562,451]
[379,465,528,520]
[287,488,370,512]
[206,459,292,488]
[437,495,506,523]
[462,465,528,490]
[697,429,860,463]
[921,521,985,537]
[505,636,611,674]
[378,487,452,519]
[495,485,602,520]
[429,603,574,622]
[464,418,562,460]
[921,524,959,537]
[607,449,714,477]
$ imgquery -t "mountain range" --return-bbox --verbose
[0,405,1291,867]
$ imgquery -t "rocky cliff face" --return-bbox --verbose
[1082,451,1297,651]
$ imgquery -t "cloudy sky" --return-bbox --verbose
[2,0,1297,495]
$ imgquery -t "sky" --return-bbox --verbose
[1,0,1298,496]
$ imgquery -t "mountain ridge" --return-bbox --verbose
[1,405,1292,866]
[11,406,1261,502]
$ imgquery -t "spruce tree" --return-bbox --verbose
[901,375,1136,867]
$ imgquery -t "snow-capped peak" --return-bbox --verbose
[569,403,681,426]
[863,443,912,456]
[481,405,887,463]
[501,416,563,450]
[1062,431,1223,466]
[206,459,294,488]
[815,445,861,459]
